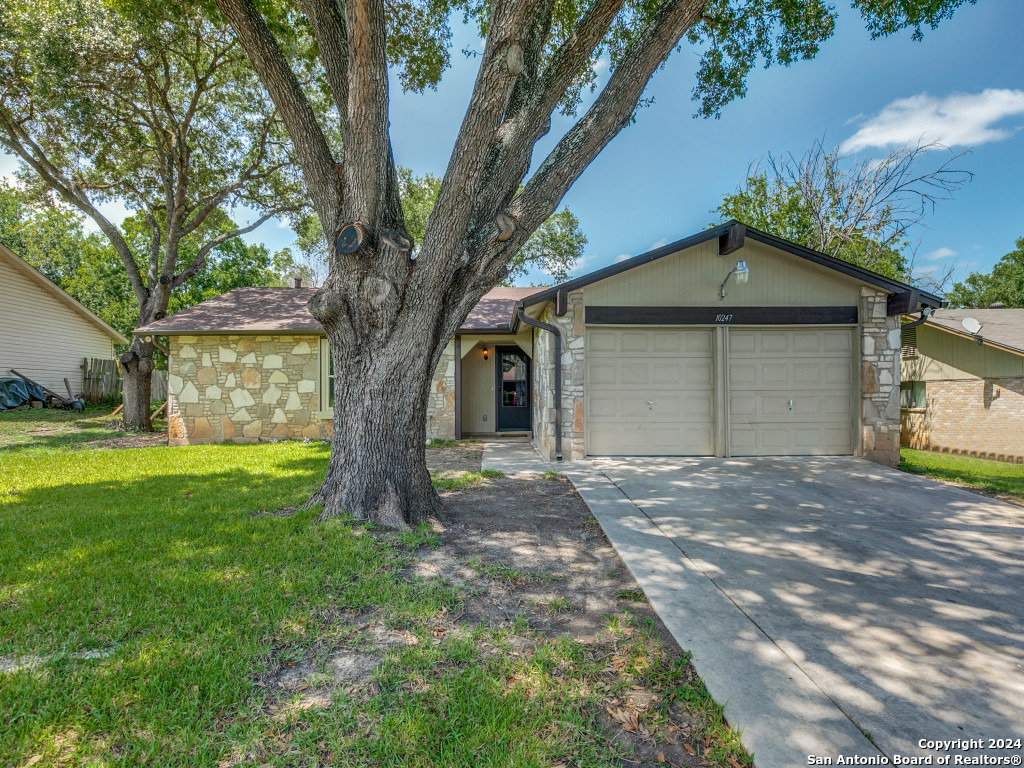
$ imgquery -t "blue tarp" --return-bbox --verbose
[0,377,47,410]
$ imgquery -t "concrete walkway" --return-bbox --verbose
[478,443,1024,768]
[480,438,552,475]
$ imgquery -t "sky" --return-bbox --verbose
[3,0,1022,290]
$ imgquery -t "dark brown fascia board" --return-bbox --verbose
[519,220,944,311]
[455,326,517,335]
[921,320,1024,358]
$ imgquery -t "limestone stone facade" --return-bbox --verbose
[167,334,330,446]
[901,378,1024,463]
[166,333,457,446]
[859,287,901,467]
[531,289,585,461]
[426,342,456,440]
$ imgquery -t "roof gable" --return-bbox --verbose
[0,244,129,344]
[521,221,942,311]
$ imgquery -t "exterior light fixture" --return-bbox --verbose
[719,260,750,299]
[483,347,489,361]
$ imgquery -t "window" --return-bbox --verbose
[319,340,334,416]
[900,381,926,409]
[901,326,918,358]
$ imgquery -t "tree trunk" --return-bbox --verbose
[120,336,154,431]
[309,319,448,528]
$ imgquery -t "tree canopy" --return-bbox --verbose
[715,139,971,284]
[944,238,1024,309]
[0,0,307,426]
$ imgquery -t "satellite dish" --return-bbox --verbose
[962,317,982,335]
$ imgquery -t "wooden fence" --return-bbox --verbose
[81,358,167,403]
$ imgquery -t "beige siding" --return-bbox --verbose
[459,333,533,434]
[583,239,862,308]
[902,324,1024,381]
[0,256,116,392]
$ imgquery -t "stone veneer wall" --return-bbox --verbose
[901,377,1024,462]
[531,291,585,461]
[167,334,330,446]
[860,287,901,466]
[426,342,456,440]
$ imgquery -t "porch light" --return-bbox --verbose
[483,347,489,361]
[720,260,750,299]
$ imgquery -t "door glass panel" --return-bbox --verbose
[502,380,528,406]
[501,352,527,382]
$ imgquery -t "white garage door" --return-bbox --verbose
[586,328,714,455]
[728,328,855,456]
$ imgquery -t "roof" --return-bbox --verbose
[137,287,323,334]
[135,285,541,335]
[922,308,1024,357]
[0,243,129,345]
[519,220,943,310]
[460,287,538,331]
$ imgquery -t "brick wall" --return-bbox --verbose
[901,377,1024,463]
[860,287,901,467]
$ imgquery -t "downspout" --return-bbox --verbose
[515,305,562,462]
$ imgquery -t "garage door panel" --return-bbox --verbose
[586,328,715,456]
[727,329,855,456]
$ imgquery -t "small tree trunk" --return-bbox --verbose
[309,324,447,528]
[120,336,154,432]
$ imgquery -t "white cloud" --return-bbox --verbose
[923,247,956,261]
[614,253,632,263]
[649,237,669,250]
[841,89,1024,152]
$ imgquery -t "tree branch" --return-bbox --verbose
[0,108,150,304]
[296,0,350,137]
[475,0,706,282]
[214,0,340,227]
[172,207,300,289]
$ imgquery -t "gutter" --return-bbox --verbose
[515,304,562,462]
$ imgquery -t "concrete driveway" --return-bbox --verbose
[569,456,1024,767]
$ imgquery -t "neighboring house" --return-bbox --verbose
[900,308,1024,462]
[136,221,938,466]
[0,242,128,393]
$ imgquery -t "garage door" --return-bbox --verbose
[728,329,855,456]
[586,328,714,455]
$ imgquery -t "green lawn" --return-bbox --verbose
[0,404,166,455]
[0,438,746,766]
[900,448,1024,505]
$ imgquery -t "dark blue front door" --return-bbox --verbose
[496,348,530,431]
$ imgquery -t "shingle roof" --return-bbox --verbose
[925,308,1024,356]
[460,287,539,331]
[135,285,542,335]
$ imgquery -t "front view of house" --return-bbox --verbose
[137,222,940,467]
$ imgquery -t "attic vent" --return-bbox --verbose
[901,325,918,358]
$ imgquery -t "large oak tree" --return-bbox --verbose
[0,0,304,428]
[213,0,972,526]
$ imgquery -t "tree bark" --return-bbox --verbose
[308,305,449,527]
[120,336,155,431]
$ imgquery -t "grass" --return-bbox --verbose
[0,404,165,455]
[0,421,751,767]
[541,470,559,480]
[900,448,1024,505]
[430,468,503,490]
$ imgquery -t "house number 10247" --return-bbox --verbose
[715,314,734,323]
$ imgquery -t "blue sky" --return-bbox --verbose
[3,0,1021,289]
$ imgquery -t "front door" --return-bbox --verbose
[496,347,531,431]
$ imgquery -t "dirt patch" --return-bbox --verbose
[253,446,749,767]
[82,430,168,450]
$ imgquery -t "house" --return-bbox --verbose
[0,242,128,394]
[900,308,1024,462]
[136,222,939,466]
